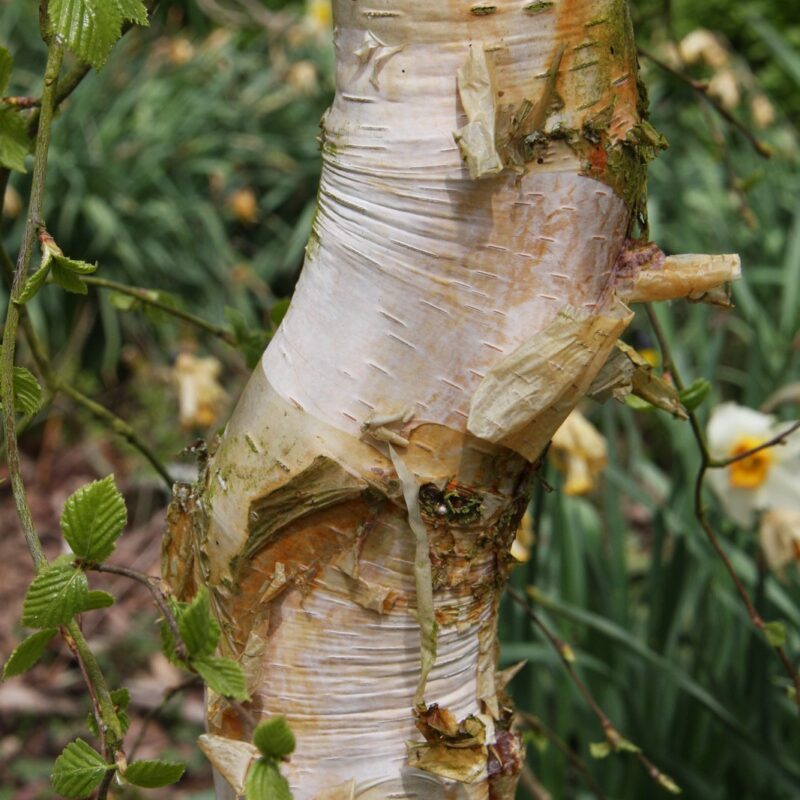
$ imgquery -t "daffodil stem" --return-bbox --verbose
[644,304,800,712]
[509,586,677,793]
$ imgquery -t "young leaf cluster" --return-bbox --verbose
[161,587,249,700]
[245,716,296,800]
[18,234,98,302]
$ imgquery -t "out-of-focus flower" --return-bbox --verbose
[287,60,319,95]
[759,509,800,573]
[228,188,258,224]
[169,37,194,65]
[549,410,607,496]
[706,403,800,527]
[306,0,332,35]
[750,94,776,130]
[708,69,740,111]
[679,29,730,70]
[510,510,535,564]
[3,184,21,218]
[174,352,227,428]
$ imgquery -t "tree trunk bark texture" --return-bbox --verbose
[162,1,739,798]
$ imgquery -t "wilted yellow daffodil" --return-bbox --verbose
[759,509,800,573]
[549,410,607,496]
[510,510,535,563]
[174,352,227,429]
[706,403,800,527]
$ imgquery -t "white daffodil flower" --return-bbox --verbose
[759,509,800,573]
[706,403,800,527]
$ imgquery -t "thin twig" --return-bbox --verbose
[711,421,800,468]
[644,304,800,711]
[517,709,607,800]
[83,275,236,346]
[638,46,772,159]
[508,586,677,794]
[93,563,186,661]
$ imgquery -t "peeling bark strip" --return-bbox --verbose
[163,2,739,798]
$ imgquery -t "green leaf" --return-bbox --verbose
[245,759,292,800]
[53,254,99,275]
[17,263,52,304]
[178,587,220,659]
[61,475,127,563]
[114,0,149,25]
[765,620,787,648]
[678,379,711,412]
[3,628,58,679]
[0,109,30,173]
[225,307,270,369]
[110,687,130,710]
[48,0,124,70]
[80,590,115,611]
[192,655,248,700]
[51,739,111,798]
[589,741,611,759]
[0,47,12,96]
[22,559,89,628]
[52,261,88,294]
[122,759,185,788]
[109,291,138,311]
[253,716,296,760]
[11,367,43,416]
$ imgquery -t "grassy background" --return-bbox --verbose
[2,0,800,797]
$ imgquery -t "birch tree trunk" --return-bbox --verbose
[163,1,739,797]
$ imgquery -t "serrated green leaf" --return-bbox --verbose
[115,0,149,25]
[48,0,124,70]
[178,588,220,659]
[253,716,295,759]
[765,620,787,648]
[61,475,127,563]
[80,590,115,611]
[51,739,111,798]
[0,48,12,96]
[245,759,292,800]
[17,263,52,304]
[0,109,30,172]
[193,655,248,700]
[110,687,130,710]
[53,254,98,275]
[122,759,185,788]
[589,741,611,759]
[3,628,58,679]
[11,367,43,416]
[22,560,89,628]
[52,262,88,294]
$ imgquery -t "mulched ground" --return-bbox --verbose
[0,430,213,799]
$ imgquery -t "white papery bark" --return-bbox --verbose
[163,2,739,798]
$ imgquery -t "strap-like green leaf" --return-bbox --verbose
[3,628,58,679]
[51,739,111,798]
[245,759,292,800]
[192,655,248,700]
[122,759,185,788]
[178,587,220,659]
[253,716,296,760]
[22,560,89,628]
[0,108,30,173]
[52,262,88,294]
[61,475,127,563]
[48,0,123,70]
[0,47,12,96]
